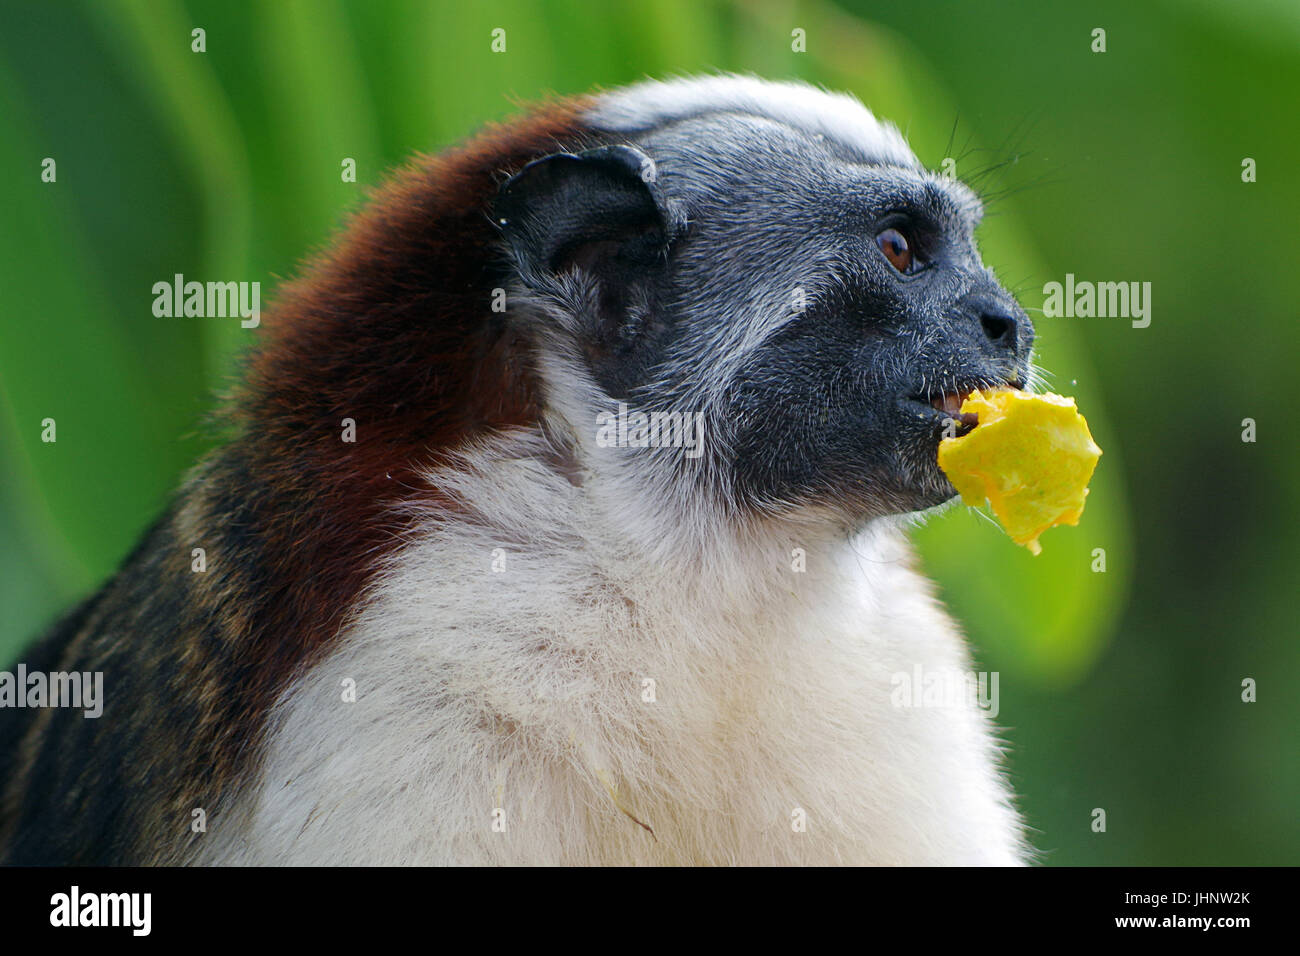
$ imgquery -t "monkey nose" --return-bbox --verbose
[962,292,1031,356]
[979,309,1017,347]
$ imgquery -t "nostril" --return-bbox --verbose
[980,312,1015,345]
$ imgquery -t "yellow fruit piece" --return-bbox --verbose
[937,388,1102,555]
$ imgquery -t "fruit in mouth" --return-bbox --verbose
[937,388,1102,555]
[929,391,979,430]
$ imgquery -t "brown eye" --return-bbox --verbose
[876,227,915,274]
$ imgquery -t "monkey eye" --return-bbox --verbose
[876,227,917,274]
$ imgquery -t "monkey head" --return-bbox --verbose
[495,77,1034,530]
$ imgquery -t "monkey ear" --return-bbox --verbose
[493,145,672,277]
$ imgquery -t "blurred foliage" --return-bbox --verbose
[0,0,1295,864]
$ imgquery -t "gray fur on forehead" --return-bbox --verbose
[587,74,921,170]
[588,74,983,230]
[627,111,966,222]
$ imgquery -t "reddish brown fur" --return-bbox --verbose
[225,97,596,725]
[0,97,600,864]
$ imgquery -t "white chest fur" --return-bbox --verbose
[194,432,1026,866]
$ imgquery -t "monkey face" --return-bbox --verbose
[696,138,1036,519]
[497,103,1034,525]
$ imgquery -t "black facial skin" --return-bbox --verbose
[724,229,1034,517]
[497,116,1034,523]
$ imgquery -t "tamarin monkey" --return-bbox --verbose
[1,75,1033,865]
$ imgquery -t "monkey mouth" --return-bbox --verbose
[928,391,979,429]
[904,379,1024,435]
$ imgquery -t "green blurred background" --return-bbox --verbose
[0,0,1295,864]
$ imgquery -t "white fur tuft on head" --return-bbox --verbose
[588,73,920,169]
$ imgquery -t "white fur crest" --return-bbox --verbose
[587,73,918,170]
